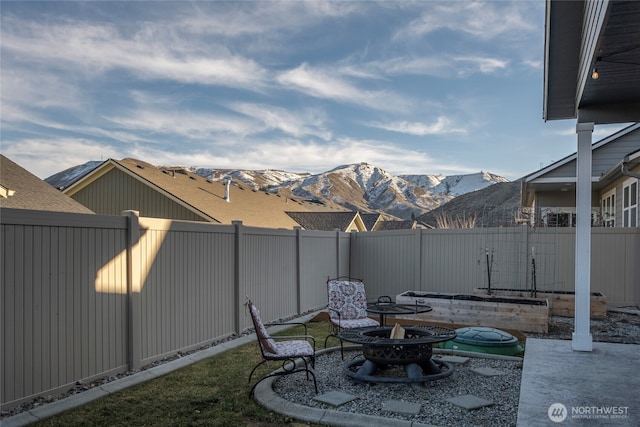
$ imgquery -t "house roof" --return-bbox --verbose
[600,147,640,183]
[372,220,416,231]
[544,0,640,124]
[0,155,95,214]
[285,211,365,231]
[360,213,382,231]
[521,123,640,206]
[62,158,347,228]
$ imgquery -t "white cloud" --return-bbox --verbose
[366,117,466,136]
[1,68,85,111]
[1,16,269,90]
[2,138,120,179]
[277,63,411,112]
[397,1,537,41]
[452,56,509,74]
[226,102,332,140]
[105,109,258,139]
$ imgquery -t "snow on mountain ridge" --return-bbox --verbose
[45,161,508,221]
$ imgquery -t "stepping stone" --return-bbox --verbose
[382,399,422,415]
[436,355,471,365]
[313,391,359,407]
[471,367,506,377]
[445,395,493,410]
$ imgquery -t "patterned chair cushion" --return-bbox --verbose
[334,317,379,328]
[327,279,373,322]
[264,340,315,358]
[248,301,278,354]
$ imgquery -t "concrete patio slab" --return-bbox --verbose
[313,391,359,407]
[435,355,470,365]
[471,367,506,377]
[445,395,493,410]
[517,338,640,426]
[382,399,422,415]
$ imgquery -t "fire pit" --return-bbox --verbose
[338,325,456,384]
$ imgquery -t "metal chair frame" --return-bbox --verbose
[246,299,318,397]
[324,276,380,358]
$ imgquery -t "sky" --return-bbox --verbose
[0,1,629,181]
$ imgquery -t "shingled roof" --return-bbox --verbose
[372,220,416,231]
[360,213,382,231]
[62,158,347,229]
[0,155,94,214]
[285,211,365,231]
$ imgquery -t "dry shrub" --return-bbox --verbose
[435,212,478,229]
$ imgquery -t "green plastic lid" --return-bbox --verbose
[453,327,518,347]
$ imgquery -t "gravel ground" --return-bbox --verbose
[274,349,522,427]
[525,310,640,344]
[272,311,640,427]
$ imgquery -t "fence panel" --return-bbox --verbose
[238,226,299,332]
[418,229,488,293]
[592,228,640,306]
[137,218,237,365]
[1,210,128,408]
[351,229,421,298]
[299,230,344,312]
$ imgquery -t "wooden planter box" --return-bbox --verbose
[473,288,607,319]
[396,291,549,333]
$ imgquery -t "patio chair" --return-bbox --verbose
[246,298,318,397]
[324,276,380,358]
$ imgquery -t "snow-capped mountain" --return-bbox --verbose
[401,171,509,197]
[45,160,508,221]
[194,163,508,220]
[45,160,105,190]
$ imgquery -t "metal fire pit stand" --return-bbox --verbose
[338,325,456,384]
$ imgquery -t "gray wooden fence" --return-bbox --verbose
[2,208,639,409]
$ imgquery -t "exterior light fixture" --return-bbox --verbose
[591,67,599,79]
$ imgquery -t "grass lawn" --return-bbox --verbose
[33,318,332,427]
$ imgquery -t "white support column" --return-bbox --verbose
[573,122,594,351]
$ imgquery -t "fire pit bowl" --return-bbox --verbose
[338,325,457,384]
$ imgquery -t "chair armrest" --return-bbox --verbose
[265,321,308,335]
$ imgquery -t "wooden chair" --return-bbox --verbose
[246,299,318,396]
[324,277,379,358]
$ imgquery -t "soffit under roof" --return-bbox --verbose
[545,0,640,124]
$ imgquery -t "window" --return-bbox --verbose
[622,179,638,227]
[601,189,615,227]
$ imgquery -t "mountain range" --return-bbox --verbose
[46,161,508,221]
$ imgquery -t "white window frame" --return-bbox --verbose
[601,188,616,227]
[622,178,638,227]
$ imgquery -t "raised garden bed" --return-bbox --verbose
[396,291,549,333]
[473,288,607,319]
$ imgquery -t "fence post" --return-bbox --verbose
[336,230,341,278]
[124,210,142,371]
[417,229,424,292]
[233,220,243,335]
[295,227,302,315]
[349,230,358,278]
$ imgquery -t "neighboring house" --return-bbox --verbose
[360,213,382,231]
[0,155,94,214]
[372,220,417,231]
[285,211,366,232]
[61,158,347,229]
[521,123,640,227]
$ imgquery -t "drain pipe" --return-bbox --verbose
[621,155,640,179]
